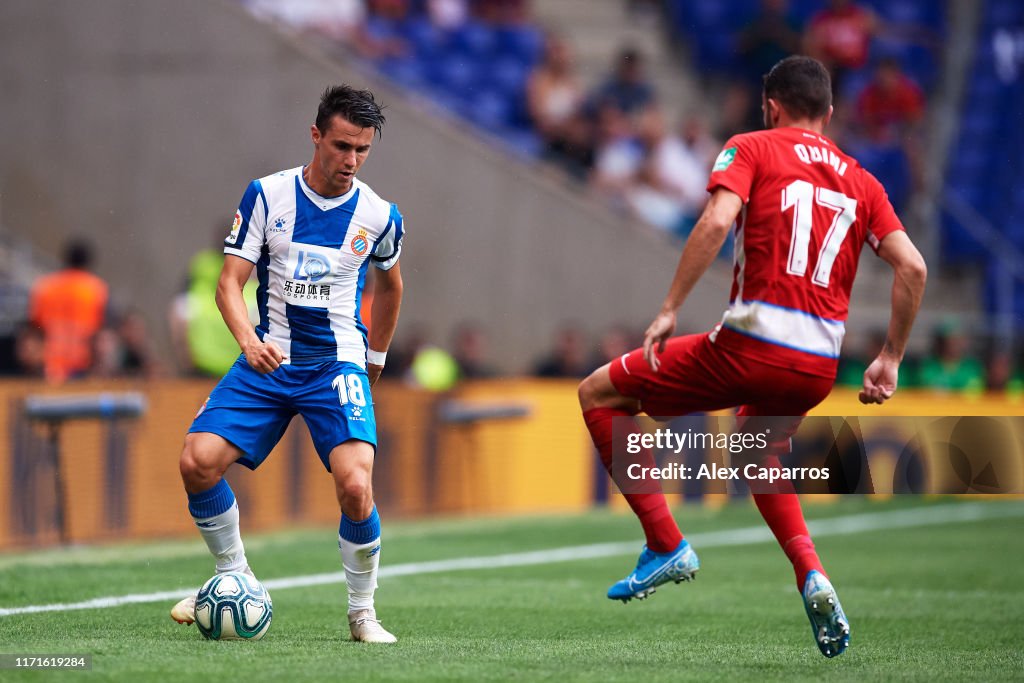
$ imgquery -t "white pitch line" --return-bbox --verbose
[1,502,1021,618]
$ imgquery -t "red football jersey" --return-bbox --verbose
[705,126,904,378]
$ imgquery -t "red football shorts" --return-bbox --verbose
[608,333,834,420]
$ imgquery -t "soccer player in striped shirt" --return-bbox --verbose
[578,56,927,657]
[171,85,404,643]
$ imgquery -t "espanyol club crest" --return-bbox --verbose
[350,230,369,256]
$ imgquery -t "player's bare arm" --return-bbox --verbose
[860,230,927,405]
[366,261,403,385]
[215,254,285,374]
[643,188,744,370]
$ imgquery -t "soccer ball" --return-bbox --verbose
[194,571,273,641]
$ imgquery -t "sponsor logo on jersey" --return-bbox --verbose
[293,250,331,282]
[269,216,288,233]
[713,147,737,172]
[350,229,369,256]
[284,243,334,308]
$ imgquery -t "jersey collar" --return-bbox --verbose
[298,167,359,211]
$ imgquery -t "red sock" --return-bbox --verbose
[752,492,825,589]
[583,407,683,553]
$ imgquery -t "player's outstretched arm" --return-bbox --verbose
[216,255,285,374]
[367,261,403,385]
[643,188,743,370]
[860,231,927,404]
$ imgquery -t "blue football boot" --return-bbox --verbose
[607,539,699,602]
[802,570,850,658]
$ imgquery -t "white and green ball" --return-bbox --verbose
[194,571,272,641]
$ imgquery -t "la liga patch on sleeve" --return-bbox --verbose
[713,147,737,172]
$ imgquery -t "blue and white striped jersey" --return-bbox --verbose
[223,166,404,367]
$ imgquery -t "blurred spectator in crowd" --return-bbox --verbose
[993,27,1024,84]
[737,0,803,85]
[245,0,367,41]
[627,107,709,236]
[451,321,497,379]
[551,110,597,181]
[855,57,925,142]
[528,34,586,163]
[851,57,925,143]
[94,310,161,378]
[918,321,985,392]
[169,232,258,377]
[244,0,408,59]
[3,323,45,378]
[717,81,762,139]
[473,0,529,26]
[29,238,108,382]
[985,348,1024,395]
[591,324,634,367]
[427,0,468,30]
[368,0,410,21]
[589,47,656,116]
[590,105,644,207]
[383,321,428,382]
[850,57,925,201]
[411,347,459,390]
[533,324,590,378]
[678,112,722,170]
[836,328,890,388]
[803,0,878,96]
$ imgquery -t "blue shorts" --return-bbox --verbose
[189,356,376,471]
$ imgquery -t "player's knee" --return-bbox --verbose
[179,435,225,489]
[577,373,599,410]
[340,476,371,505]
[579,367,638,413]
[578,370,614,411]
[334,465,372,506]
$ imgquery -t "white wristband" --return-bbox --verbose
[367,349,387,366]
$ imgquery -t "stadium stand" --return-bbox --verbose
[942,0,1024,333]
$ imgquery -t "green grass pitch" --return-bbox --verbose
[0,498,1022,681]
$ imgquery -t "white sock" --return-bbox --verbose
[193,501,248,573]
[339,536,380,612]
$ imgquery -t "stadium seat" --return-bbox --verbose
[451,20,496,58]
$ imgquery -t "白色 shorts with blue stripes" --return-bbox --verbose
[189,355,376,471]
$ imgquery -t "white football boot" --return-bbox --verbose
[348,609,397,643]
[170,594,197,625]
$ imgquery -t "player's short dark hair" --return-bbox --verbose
[316,85,386,136]
[762,56,832,119]
[63,238,94,270]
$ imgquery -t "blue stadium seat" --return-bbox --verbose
[466,89,513,129]
[401,17,446,59]
[494,25,543,64]
[433,55,480,96]
[451,20,496,58]
[378,56,428,90]
[987,0,1024,26]
[368,17,541,150]
[488,56,530,95]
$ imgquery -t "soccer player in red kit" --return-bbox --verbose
[577,56,927,658]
